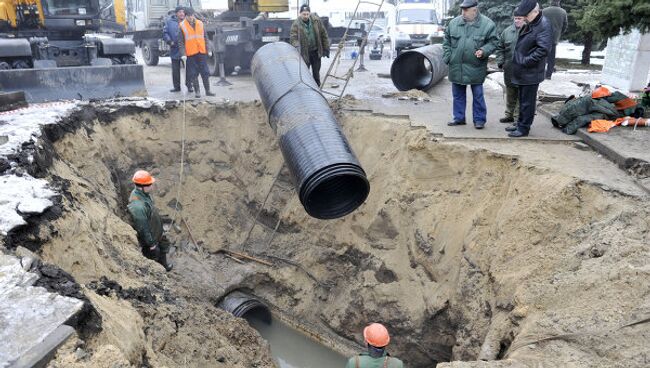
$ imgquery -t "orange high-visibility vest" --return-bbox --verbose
[180,19,207,56]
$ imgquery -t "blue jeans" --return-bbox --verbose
[452,83,487,123]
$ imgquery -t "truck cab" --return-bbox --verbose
[389,0,441,56]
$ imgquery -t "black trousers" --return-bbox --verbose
[187,53,211,93]
[307,50,322,87]
[516,84,540,134]
[546,43,557,79]
[171,58,181,90]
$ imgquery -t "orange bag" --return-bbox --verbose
[588,119,617,133]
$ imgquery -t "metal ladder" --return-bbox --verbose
[320,0,385,100]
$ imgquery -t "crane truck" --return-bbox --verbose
[0,0,145,102]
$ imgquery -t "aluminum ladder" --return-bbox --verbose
[320,0,385,100]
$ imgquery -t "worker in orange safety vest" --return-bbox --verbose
[178,7,215,98]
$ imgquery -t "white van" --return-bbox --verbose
[388,0,442,55]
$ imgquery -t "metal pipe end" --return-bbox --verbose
[300,164,370,220]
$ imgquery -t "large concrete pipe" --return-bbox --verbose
[251,42,370,220]
[390,44,449,91]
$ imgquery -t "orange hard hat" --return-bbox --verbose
[592,86,611,99]
[363,323,390,348]
[132,170,156,186]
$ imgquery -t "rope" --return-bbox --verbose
[169,91,188,233]
[240,164,285,251]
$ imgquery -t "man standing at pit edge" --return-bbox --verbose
[127,170,173,272]
[290,4,330,87]
[507,0,552,138]
[163,6,186,93]
[345,323,404,368]
[443,0,498,130]
[496,14,526,126]
[179,8,215,98]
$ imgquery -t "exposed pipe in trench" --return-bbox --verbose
[251,42,370,220]
[391,44,449,91]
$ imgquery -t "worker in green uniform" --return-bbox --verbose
[345,323,403,368]
[127,170,173,271]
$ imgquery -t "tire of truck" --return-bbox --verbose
[0,61,10,69]
[207,42,218,76]
[11,59,30,69]
[142,40,159,66]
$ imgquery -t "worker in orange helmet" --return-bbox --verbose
[345,323,404,368]
[127,170,173,271]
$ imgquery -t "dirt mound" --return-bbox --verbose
[9,101,648,367]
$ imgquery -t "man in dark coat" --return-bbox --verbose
[442,0,498,129]
[507,0,553,138]
[542,0,568,79]
[163,6,186,92]
[290,4,330,86]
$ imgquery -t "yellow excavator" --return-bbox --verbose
[0,0,145,102]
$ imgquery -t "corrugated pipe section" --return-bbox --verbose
[218,290,271,323]
[251,42,370,220]
[391,44,449,91]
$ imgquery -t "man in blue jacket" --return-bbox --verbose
[507,0,552,138]
[163,6,186,93]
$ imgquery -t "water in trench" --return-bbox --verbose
[245,312,348,368]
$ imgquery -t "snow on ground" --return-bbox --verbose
[0,102,78,235]
[556,42,607,66]
[488,71,591,98]
[0,102,77,157]
[0,176,56,235]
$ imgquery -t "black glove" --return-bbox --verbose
[497,63,503,69]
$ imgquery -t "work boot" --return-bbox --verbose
[202,75,215,97]
[187,86,194,93]
[505,124,518,132]
[158,252,174,272]
[170,88,181,93]
[447,120,466,126]
[474,121,486,130]
[499,116,514,123]
[508,130,529,138]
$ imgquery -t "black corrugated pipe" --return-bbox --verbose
[390,44,449,91]
[251,42,370,220]
[218,291,271,323]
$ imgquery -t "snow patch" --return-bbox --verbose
[0,102,77,157]
[0,175,56,235]
[556,42,606,66]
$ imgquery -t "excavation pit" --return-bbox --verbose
[6,100,650,368]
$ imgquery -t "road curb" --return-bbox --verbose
[538,104,650,194]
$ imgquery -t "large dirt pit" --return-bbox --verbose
[7,102,650,367]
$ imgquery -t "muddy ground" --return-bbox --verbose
[5,101,649,367]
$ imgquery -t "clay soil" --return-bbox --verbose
[7,101,649,367]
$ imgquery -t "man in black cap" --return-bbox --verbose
[442,0,498,130]
[507,0,552,137]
